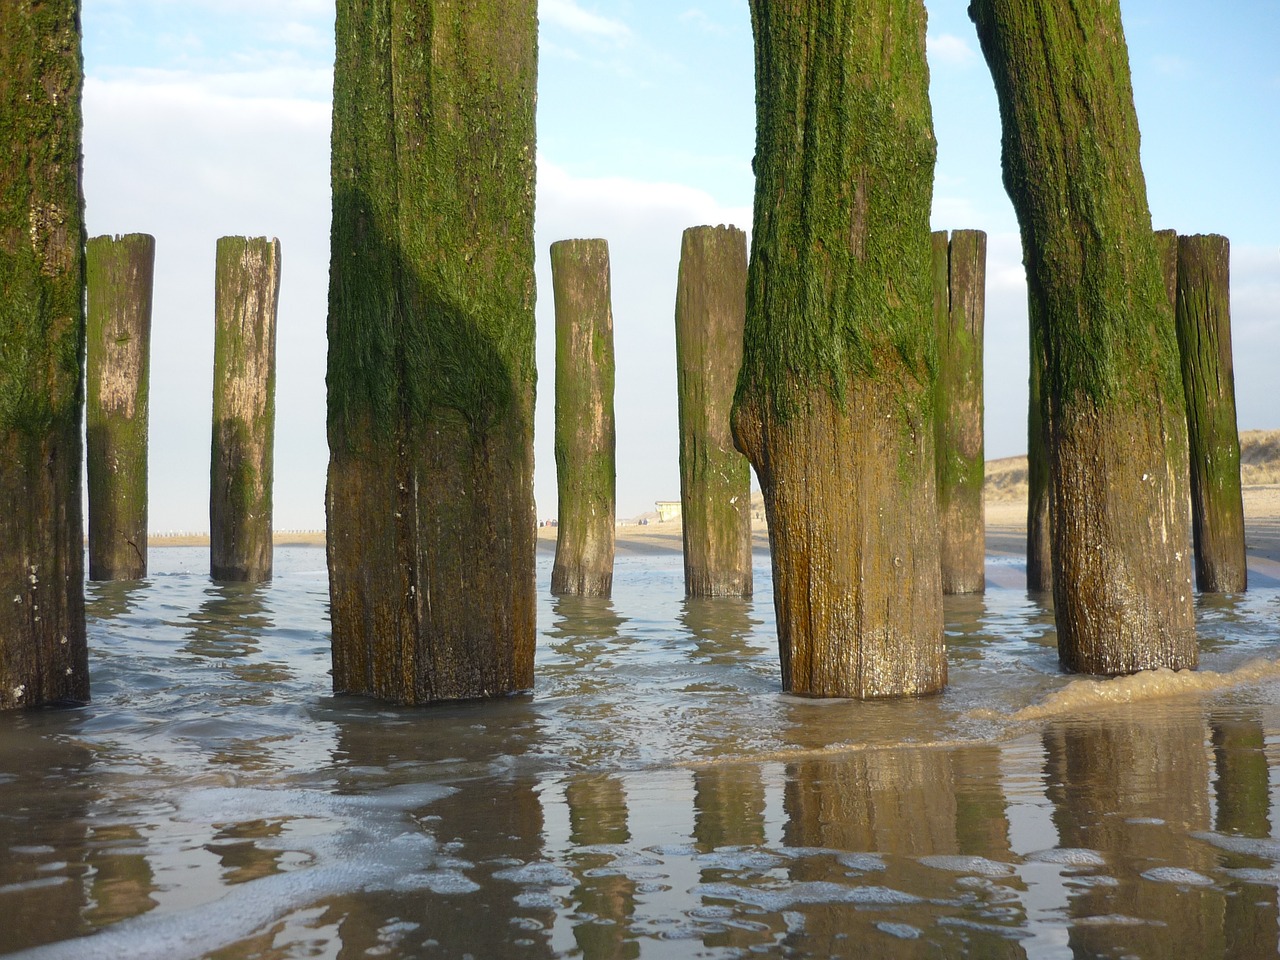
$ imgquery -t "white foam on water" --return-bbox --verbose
[1023,848,1107,866]
[694,880,922,911]
[837,852,887,872]
[514,890,565,910]
[1073,914,1159,927]
[695,849,785,873]
[918,855,1016,877]
[876,922,922,940]
[1222,867,1280,886]
[1192,831,1280,862]
[7,781,459,960]
[647,843,698,857]
[390,871,480,894]
[937,916,1026,939]
[1140,866,1215,886]
[491,862,576,887]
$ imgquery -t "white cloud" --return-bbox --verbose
[540,0,631,43]
[679,8,730,36]
[928,32,978,67]
[92,64,333,103]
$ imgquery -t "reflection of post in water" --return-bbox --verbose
[1211,715,1279,957]
[784,751,956,855]
[693,764,766,850]
[182,581,272,660]
[784,751,949,959]
[693,764,771,955]
[324,710,555,957]
[952,745,1017,860]
[783,748,1027,959]
[565,773,638,960]
[0,736,102,951]
[1043,713,1223,958]
[85,579,149,623]
[85,824,158,927]
[548,594,629,665]
[678,596,758,665]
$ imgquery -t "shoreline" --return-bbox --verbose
[140,484,1280,573]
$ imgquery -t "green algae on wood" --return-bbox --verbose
[211,236,280,583]
[675,225,752,599]
[87,233,154,581]
[326,0,537,704]
[933,229,987,595]
[0,1,89,709]
[1025,281,1052,594]
[971,0,1195,674]
[731,0,944,698]
[1176,233,1245,593]
[550,238,616,598]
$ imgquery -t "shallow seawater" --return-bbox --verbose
[3,547,1280,958]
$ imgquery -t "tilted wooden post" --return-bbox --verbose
[0,2,89,709]
[1153,228,1179,310]
[1026,285,1052,594]
[675,224,752,598]
[550,238,616,597]
[87,234,154,581]
[972,0,1196,674]
[732,0,944,698]
[1176,233,1246,592]
[210,236,280,582]
[933,229,987,595]
[326,0,537,703]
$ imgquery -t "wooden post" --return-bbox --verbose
[934,229,987,595]
[550,238,616,597]
[87,234,154,581]
[0,1,89,709]
[1176,233,1246,592]
[675,224,752,598]
[326,0,537,703]
[732,0,944,697]
[210,236,280,582]
[971,0,1196,674]
[1026,284,1052,594]
[1153,229,1179,310]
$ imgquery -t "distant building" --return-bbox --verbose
[655,501,682,523]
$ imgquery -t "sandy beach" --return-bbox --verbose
[150,482,1280,583]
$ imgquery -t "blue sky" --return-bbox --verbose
[80,0,1279,530]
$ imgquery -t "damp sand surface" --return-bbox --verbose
[4,507,1280,958]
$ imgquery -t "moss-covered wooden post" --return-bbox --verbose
[550,238,615,597]
[326,0,537,703]
[1153,229,1178,310]
[1026,285,1052,594]
[675,224,752,599]
[0,2,89,709]
[210,236,279,582]
[732,0,944,698]
[1176,233,1246,592]
[933,229,987,595]
[971,0,1196,674]
[86,234,154,581]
